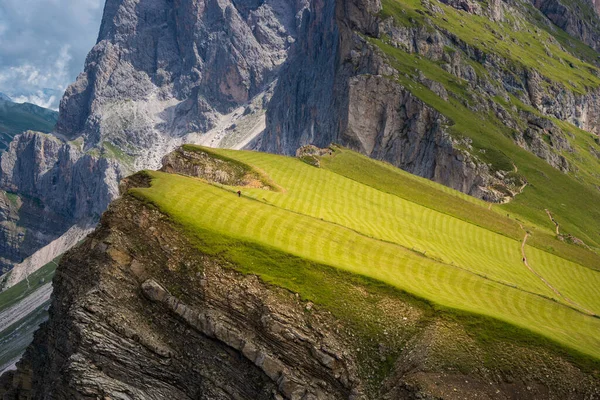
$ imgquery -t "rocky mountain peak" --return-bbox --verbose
[57,0,304,167]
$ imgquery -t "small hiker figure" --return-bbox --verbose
[522,257,525,262]
[237,190,242,197]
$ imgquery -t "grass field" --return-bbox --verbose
[371,0,600,254]
[370,38,600,252]
[130,146,600,364]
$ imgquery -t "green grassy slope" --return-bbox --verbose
[130,146,600,364]
[0,99,58,151]
[321,149,600,271]
[379,0,600,93]
[370,0,600,252]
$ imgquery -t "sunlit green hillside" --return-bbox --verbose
[129,146,600,364]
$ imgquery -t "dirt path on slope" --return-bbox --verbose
[518,224,596,317]
[545,209,560,235]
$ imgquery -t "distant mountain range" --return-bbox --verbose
[0,95,58,151]
[0,88,63,111]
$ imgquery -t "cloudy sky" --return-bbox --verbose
[0,0,104,110]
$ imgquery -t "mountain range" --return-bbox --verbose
[0,96,58,152]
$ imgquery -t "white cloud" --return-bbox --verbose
[0,0,103,110]
[11,93,58,110]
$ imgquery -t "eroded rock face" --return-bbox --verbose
[258,0,600,202]
[0,197,363,399]
[258,0,388,154]
[259,0,519,201]
[344,75,496,199]
[0,132,121,273]
[531,0,600,52]
[57,0,303,169]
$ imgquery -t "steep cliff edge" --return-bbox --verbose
[0,132,120,274]
[2,147,599,399]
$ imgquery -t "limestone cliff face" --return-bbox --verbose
[258,0,383,155]
[344,75,496,199]
[531,0,600,51]
[0,132,120,273]
[258,0,600,200]
[57,0,303,169]
[258,0,510,200]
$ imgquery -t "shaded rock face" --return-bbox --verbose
[523,68,600,138]
[344,75,494,198]
[259,0,510,200]
[0,132,121,273]
[259,0,384,155]
[258,0,600,200]
[0,133,120,220]
[531,0,600,51]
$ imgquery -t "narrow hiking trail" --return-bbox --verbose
[545,209,560,235]
[518,223,597,317]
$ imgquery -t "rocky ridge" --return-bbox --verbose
[0,132,119,274]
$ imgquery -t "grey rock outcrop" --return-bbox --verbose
[344,75,495,198]
[531,0,600,52]
[56,0,304,169]
[259,0,600,201]
[0,196,363,399]
[258,0,513,200]
[0,132,121,273]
